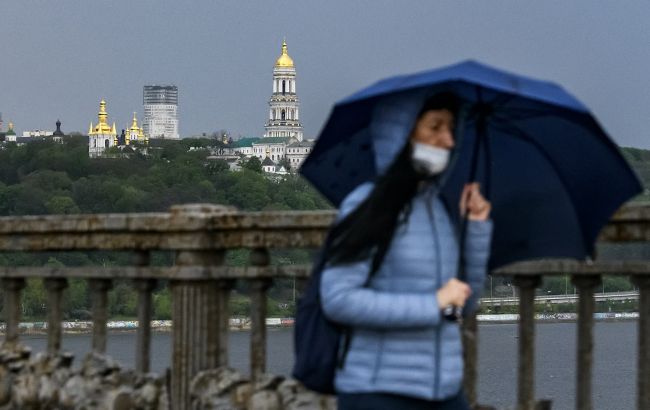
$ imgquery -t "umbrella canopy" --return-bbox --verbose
[300,60,642,269]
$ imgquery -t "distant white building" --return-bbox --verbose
[252,137,290,162]
[261,154,289,175]
[209,41,314,174]
[88,100,118,158]
[286,140,313,170]
[264,41,303,141]
[4,122,17,142]
[22,130,53,138]
[143,85,179,139]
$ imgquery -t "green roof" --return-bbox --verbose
[231,137,261,148]
[262,157,275,166]
[253,137,290,145]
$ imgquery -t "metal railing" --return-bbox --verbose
[0,203,648,409]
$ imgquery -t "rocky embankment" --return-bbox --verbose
[0,343,334,410]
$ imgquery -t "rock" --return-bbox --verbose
[231,382,252,408]
[253,374,284,391]
[248,390,280,410]
[277,379,334,410]
[105,387,134,410]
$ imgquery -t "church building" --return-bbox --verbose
[88,100,118,158]
[238,40,312,173]
[264,41,303,141]
[88,101,149,157]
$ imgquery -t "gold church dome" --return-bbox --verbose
[89,99,117,136]
[275,41,294,68]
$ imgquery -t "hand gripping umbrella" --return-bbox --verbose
[301,60,641,274]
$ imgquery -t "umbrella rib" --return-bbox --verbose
[492,120,589,253]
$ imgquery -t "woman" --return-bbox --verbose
[320,92,492,409]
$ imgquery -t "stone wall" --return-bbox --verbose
[0,343,167,409]
[0,343,335,410]
[190,367,336,410]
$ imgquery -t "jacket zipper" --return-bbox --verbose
[425,187,443,398]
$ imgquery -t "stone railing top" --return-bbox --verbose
[0,202,647,252]
[0,205,337,251]
[0,205,337,234]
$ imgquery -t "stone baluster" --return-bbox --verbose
[572,275,601,410]
[171,249,223,409]
[1,278,26,347]
[44,278,68,354]
[514,275,541,410]
[134,250,154,373]
[632,275,650,410]
[89,279,112,353]
[249,248,272,383]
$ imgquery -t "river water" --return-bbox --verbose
[20,321,636,410]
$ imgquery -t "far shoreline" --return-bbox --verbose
[7,312,639,336]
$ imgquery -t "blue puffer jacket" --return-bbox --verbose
[319,92,493,401]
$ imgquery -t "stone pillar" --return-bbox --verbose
[169,204,230,410]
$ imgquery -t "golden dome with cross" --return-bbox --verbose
[275,40,294,68]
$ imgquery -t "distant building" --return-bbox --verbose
[88,99,118,157]
[202,41,313,174]
[88,100,150,157]
[22,130,53,138]
[261,148,289,175]
[143,85,179,139]
[252,137,290,162]
[52,120,65,142]
[264,41,303,141]
[0,120,67,145]
[231,137,261,157]
[4,122,17,142]
[125,112,148,145]
[286,140,313,169]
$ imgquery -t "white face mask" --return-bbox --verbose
[411,142,450,175]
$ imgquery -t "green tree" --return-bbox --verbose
[45,196,81,214]
[242,157,263,173]
[153,288,172,319]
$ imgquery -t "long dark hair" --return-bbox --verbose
[326,92,460,267]
[326,143,421,266]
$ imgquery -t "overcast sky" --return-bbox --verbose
[1,1,649,147]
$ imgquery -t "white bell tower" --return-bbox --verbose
[264,41,303,141]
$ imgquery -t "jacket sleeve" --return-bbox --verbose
[463,219,493,314]
[319,183,441,329]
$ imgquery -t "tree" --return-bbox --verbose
[242,156,263,173]
[45,196,80,214]
[207,159,230,175]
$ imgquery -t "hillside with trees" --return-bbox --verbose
[0,136,329,321]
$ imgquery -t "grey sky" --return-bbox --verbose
[1,1,648,147]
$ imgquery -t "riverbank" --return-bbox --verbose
[4,312,639,335]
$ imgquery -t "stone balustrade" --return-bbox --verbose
[0,203,647,409]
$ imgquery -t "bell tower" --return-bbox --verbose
[264,40,303,141]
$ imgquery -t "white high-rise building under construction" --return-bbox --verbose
[143,85,180,139]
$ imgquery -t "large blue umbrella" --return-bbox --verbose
[300,60,642,269]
